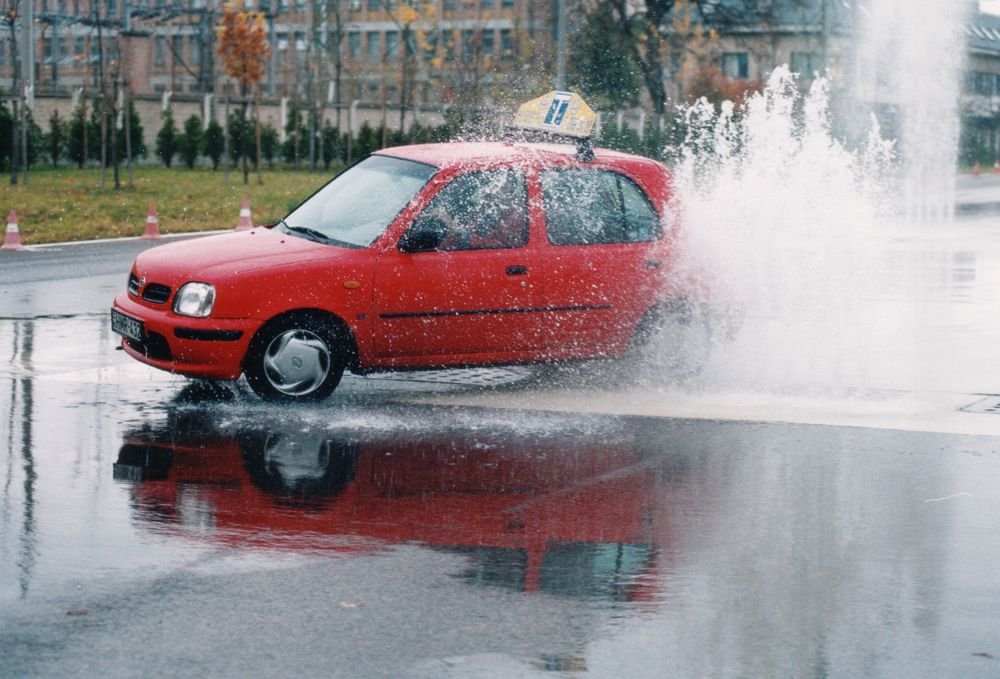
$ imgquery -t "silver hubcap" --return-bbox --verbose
[263,329,331,396]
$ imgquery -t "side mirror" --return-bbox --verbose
[398,217,447,253]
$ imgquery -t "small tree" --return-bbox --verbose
[0,99,12,171]
[22,112,43,168]
[260,122,278,168]
[282,101,303,165]
[180,114,204,169]
[355,121,379,161]
[68,103,88,168]
[227,109,252,166]
[47,110,66,167]
[122,99,146,160]
[204,118,225,170]
[86,100,105,166]
[321,121,339,170]
[156,109,179,168]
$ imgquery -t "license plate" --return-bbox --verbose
[111,308,144,343]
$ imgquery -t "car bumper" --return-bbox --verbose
[112,292,256,380]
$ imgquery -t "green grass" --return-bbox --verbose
[0,166,333,245]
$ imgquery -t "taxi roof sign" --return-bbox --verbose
[513,91,596,139]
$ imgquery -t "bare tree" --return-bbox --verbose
[3,0,22,184]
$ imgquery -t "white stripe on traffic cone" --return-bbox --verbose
[235,198,253,231]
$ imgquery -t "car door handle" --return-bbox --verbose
[506,265,529,276]
[644,260,663,270]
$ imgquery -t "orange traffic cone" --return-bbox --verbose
[142,203,161,240]
[974,161,982,177]
[235,198,253,231]
[2,210,24,250]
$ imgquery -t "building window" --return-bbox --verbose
[422,31,437,60]
[173,35,184,64]
[973,71,996,96]
[482,29,494,57]
[366,31,380,62]
[721,52,749,79]
[462,29,475,59]
[443,0,455,10]
[190,36,201,64]
[500,0,513,8]
[500,29,513,61]
[348,31,360,59]
[367,0,379,11]
[385,31,399,60]
[790,51,820,79]
[56,37,68,64]
[443,30,455,60]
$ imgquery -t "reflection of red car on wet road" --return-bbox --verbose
[115,416,673,598]
[112,93,712,401]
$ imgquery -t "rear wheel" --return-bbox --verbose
[244,313,347,402]
[629,299,713,383]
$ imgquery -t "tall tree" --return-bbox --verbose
[216,2,270,184]
[568,2,642,110]
[593,0,765,113]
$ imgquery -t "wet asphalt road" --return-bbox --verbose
[2,238,1000,677]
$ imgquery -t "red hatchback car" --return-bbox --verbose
[112,96,709,401]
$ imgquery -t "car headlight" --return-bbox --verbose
[173,282,216,317]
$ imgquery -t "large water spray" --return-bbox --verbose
[672,1,971,393]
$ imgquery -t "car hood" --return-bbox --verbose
[134,229,340,283]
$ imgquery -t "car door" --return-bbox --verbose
[536,167,665,357]
[372,167,542,360]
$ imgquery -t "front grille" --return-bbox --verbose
[142,284,172,304]
[128,273,140,296]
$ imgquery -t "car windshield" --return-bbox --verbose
[280,155,437,247]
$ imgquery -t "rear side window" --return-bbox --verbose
[540,169,659,245]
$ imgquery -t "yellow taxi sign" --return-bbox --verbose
[513,91,596,139]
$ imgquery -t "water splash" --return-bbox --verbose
[672,68,902,391]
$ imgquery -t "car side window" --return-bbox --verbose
[409,169,529,251]
[540,169,660,245]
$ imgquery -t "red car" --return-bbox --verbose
[112,95,708,401]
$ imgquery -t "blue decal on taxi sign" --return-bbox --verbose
[514,91,596,138]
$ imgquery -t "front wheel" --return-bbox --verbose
[244,313,347,402]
